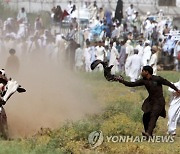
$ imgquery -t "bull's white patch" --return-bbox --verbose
[2,79,19,102]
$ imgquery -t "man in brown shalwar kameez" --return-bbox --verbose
[114,66,180,137]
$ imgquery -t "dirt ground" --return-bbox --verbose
[0,49,100,138]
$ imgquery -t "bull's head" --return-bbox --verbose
[1,79,26,103]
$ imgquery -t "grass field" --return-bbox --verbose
[0,71,179,154]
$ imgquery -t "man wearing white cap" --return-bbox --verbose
[144,16,153,39]
[135,39,144,57]
[142,40,152,66]
[158,9,164,18]
[149,46,158,75]
[125,40,134,58]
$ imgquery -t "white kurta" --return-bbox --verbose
[174,43,180,71]
[126,44,134,58]
[17,23,27,39]
[96,46,104,61]
[135,44,144,57]
[168,80,180,135]
[95,46,105,71]
[109,45,119,75]
[125,41,134,76]
[17,10,28,23]
[142,46,151,66]
[84,47,91,72]
[148,52,158,75]
[75,47,84,68]
[125,54,142,81]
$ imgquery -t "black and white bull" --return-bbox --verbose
[0,70,25,139]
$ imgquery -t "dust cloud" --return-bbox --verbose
[1,50,101,138]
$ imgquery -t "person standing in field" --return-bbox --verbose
[5,49,20,77]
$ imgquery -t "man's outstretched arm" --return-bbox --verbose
[159,76,180,93]
[114,76,144,87]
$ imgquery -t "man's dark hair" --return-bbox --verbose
[143,66,153,75]
[9,48,16,55]
[21,7,25,12]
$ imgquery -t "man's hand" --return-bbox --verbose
[113,76,124,82]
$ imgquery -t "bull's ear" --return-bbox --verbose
[17,87,26,93]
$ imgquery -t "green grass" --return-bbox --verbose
[0,71,178,154]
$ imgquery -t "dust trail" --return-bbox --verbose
[3,50,101,138]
